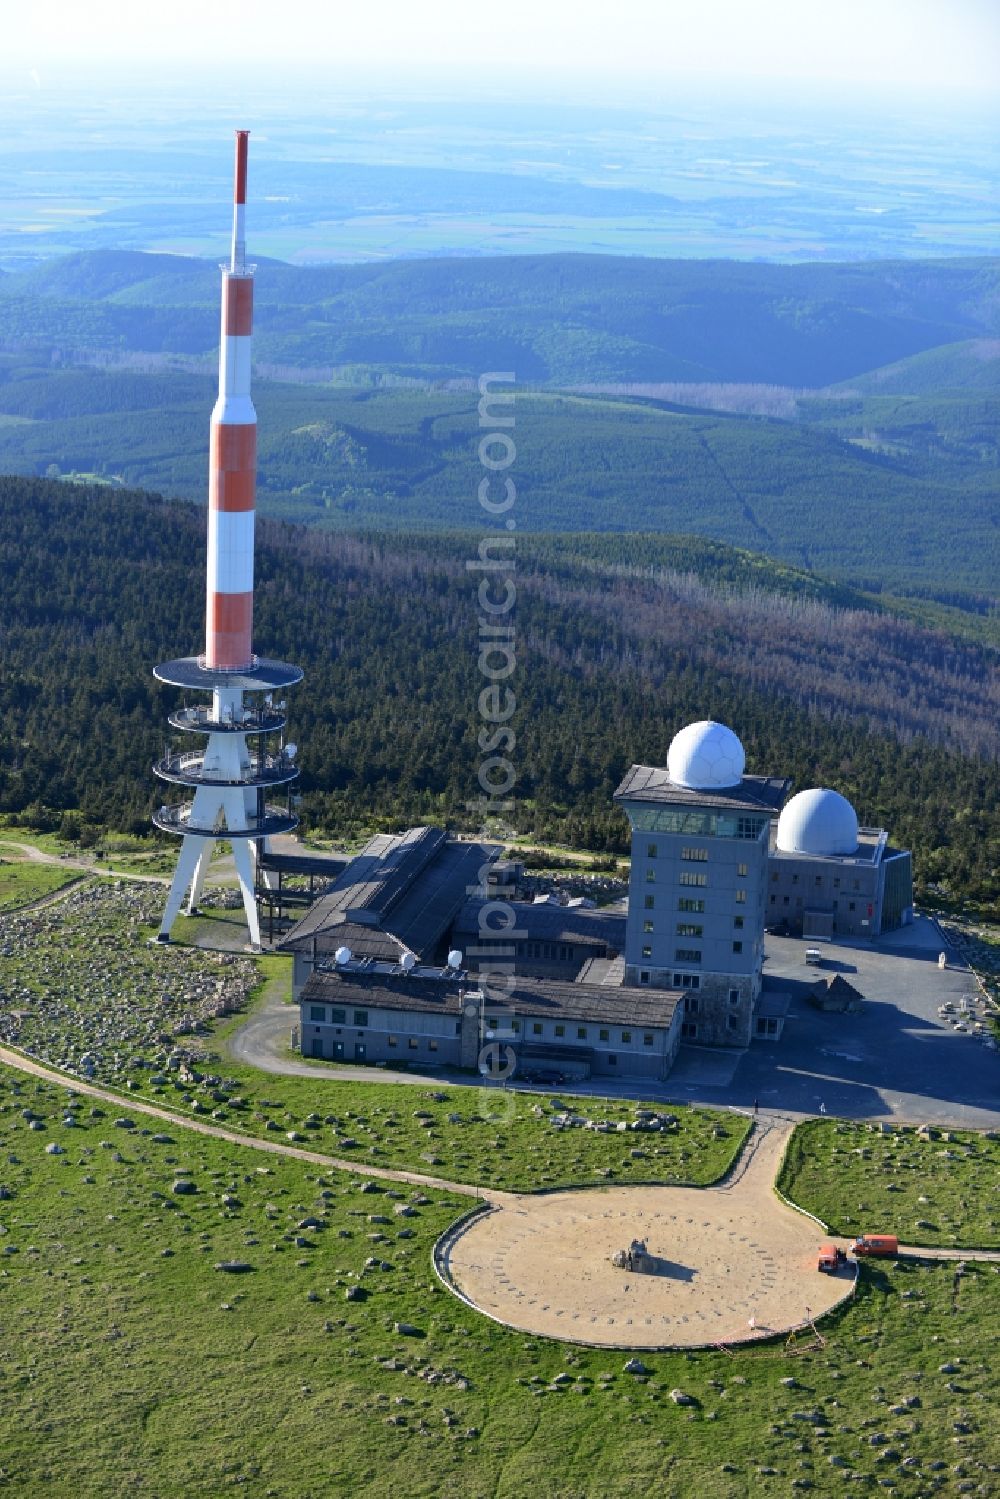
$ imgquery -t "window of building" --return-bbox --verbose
[388,1036,397,1048]
[854,880,861,891]
[511,1020,520,1033]
[486,1015,496,1030]
[353,1010,368,1027]
[733,940,743,954]
[642,945,652,958]
[770,894,776,904]
[678,897,705,913]
[577,1026,587,1040]
[729,988,740,1004]
[676,923,703,938]
[738,863,748,877]
[330,1007,346,1024]
[783,895,790,906]
[833,877,840,889]
[646,842,657,858]
[815,876,823,886]
[428,1040,438,1051]
[734,916,744,929]
[735,889,746,904]
[643,1034,654,1046]
[792,874,799,885]
[644,894,655,910]
[532,1022,543,1035]
[643,919,654,933]
[455,1021,462,1035]
[681,1022,698,1040]
[684,995,699,1014]
[675,947,701,962]
[679,872,708,887]
[646,868,656,883]
[309,1005,326,1023]
[681,847,708,862]
[608,1054,618,1065]
[727,1015,740,1032]
[408,1038,418,1050]
[737,817,765,839]
[599,1028,610,1041]
[849,901,856,912]
[618,1031,630,1045]
[771,871,779,883]
[554,1024,565,1038]
[672,972,701,990]
[639,971,650,985]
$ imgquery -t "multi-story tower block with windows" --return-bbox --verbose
[614,721,790,1046]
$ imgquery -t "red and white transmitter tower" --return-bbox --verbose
[153,131,301,949]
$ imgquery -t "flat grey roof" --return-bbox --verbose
[767,823,888,866]
[302,966,682,1029]
[452,899,625,951]
[615,764,791,813]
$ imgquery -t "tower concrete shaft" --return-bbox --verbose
[153,131,302,950]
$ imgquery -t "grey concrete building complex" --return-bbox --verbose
[283,717,914,1079]
[614,722,790,1047]
[766,787,913,940]
[299,961,683,1081]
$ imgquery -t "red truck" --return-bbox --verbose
[850,1234,898,1258]
[817,1242,847,1273]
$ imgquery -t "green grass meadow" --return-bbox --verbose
[778,1119,1000,1250]
[1,1066,998,1498]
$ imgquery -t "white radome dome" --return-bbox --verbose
[776,788,859,857]
[667,720,746,790]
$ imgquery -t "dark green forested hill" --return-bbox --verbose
[2,250,998,387]
[0,476,996,907]
[0,364,996,598]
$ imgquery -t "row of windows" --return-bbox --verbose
[513,941,575,961]
[676,923,703,938]
[771,895,861,912]
[309,1006,368,1026]
[483,1016,658,1046]
[682,1015,742,1039]
[647,848,749,876]
[771,872,863,891]
[685,990,743,1014]
[387,1036,439,1051]
[632,809,768,840]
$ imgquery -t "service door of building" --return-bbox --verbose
[354,1042,367,1062]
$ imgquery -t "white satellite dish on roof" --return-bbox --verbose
[400,951,417,972]
[334,946,352,966]
[284,742,297,760]
[447,949,463,970]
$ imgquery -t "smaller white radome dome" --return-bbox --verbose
[777,788,859,857]
[667,720,746,790]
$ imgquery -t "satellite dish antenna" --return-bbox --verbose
[400,951,416,973]
[264,693,273,706]
[284,742,298,760]
[334,946,352,966]
[447,949,463,971]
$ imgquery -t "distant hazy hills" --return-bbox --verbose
[2,249,999,388]
[0,250,995,602]
[836,338,1000,396]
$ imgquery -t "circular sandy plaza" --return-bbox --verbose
[434,1122,856,1349]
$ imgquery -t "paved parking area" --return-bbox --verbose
[664,916,1000,1127]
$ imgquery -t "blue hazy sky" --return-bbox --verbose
[5,0,999,99]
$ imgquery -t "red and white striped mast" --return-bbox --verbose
[206,129,255,673]
[153,131,302,950]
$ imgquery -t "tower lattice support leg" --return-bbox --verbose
[186,845,211,915]
[230,836,262,950]
[158,835,204,941]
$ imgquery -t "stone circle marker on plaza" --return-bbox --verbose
[436,1124,856,1348]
